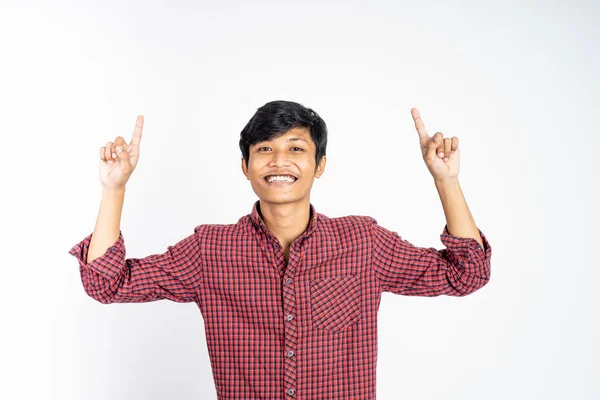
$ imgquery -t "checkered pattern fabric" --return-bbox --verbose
[69,200,492,399]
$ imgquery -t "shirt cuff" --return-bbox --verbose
[68,230,126,280]
[440,224,492,269]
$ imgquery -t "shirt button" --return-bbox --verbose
[285,278,292,284]
[286,350,294,357]
[287,388,295,396]
[286,314,293,321]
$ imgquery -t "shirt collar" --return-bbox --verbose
[249,200,319,239]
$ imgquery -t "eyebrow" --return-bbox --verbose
[256,137,309,146]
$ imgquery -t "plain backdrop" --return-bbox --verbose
[1,0,598,399]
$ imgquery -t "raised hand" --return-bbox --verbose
[411,108,459,183]
[99,115,144,189]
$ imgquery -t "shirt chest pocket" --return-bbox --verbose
[309,274,361,333]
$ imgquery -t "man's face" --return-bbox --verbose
[241,127,326,205]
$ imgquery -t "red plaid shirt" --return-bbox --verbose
[69,200,492,399]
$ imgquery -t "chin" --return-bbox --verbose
[258,192,304,205]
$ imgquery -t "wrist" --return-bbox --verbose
[434,177,459,187]
[102,185,126,196]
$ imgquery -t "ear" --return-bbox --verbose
[314,155,327,178]
[241,157,250,180]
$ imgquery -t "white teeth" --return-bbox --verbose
[266,175,296,183]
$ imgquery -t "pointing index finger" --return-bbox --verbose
[130,115,144,147]
[411,108,429,140]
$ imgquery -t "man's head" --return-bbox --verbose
[240,100,328,205]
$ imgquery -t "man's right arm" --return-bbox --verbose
[68,115,203,304]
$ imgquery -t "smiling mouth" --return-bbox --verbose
[264,175,297,184]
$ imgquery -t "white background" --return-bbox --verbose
[1,0,598,399]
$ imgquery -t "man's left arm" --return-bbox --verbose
[411,107,487,251]
[366,107,493,296]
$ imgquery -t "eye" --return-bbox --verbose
[291,147,303,152]
[257,146,271,152]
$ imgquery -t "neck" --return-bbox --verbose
[258,199,311,247]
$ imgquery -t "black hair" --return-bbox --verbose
[239,100,327,170]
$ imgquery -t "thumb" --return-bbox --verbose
[426,134,439,162]
[115,144,130,162]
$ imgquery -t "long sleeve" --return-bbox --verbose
[68,226,204,304]
[369,217,492,296]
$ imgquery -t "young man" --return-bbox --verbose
[69,100,492,399]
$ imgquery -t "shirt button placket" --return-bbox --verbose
[282,244,299,399]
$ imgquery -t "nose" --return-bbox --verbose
[268,149,290,167]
